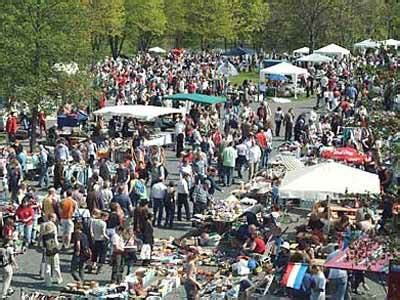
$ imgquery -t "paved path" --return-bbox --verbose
[9,96,387,299]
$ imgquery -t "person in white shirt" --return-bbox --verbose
[310,265,326,300]
[87,139,97,168]
[151,181,167,227]
[90,210,109,273]
[175,117,185,157]
[327,248,348,300]
[177,173,191,221]
[235,141,248,179]
[248,141,261,180]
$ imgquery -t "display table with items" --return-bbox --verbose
[143,132,173,147]
[324,236,393,273]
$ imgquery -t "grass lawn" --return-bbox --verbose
[229,71,259,85]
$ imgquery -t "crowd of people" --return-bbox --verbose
[0,46,398,299]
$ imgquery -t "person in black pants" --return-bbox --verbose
[284,108,294,141]
[176,133,184,158]
[177,174,191,221]
[164,181,176,228]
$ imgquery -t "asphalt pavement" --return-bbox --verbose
[8,96,387,299]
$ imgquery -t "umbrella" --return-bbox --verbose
[268,74,287,81]
[321,147,370,165]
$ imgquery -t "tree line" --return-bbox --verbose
[0,0,399,149]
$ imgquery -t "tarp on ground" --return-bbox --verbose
[222,47,255,56]
[163,93,226,105]
[279,162,380,200]
[92,105,182,121]
[314,43,350,57]
[297,53,332,63]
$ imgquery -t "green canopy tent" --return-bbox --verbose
[163,93,226,105]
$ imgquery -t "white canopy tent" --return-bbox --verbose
[259,62,309,98]
[297,53,332,64]
[148,47,167,54]
[293,47,310,56]
[380,39,400,48]
[354,39,381,49]
[93,105,182,121]
[279,162,380,201]
[314,43,350,58]
[217,61,239,77]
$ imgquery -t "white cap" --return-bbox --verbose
[281,241,290,251]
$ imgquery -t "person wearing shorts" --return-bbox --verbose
[60,190,77,249]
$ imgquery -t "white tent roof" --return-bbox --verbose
[148,47,166,54]
[217,61,239,77]
[260,62,308,80]
[93,105,182,121]
[354,39,381,49]
[314,43,350,57]
[381,39,400,47]
[293,47,310,55]
[297,53,332,63]
[279,162,380,200]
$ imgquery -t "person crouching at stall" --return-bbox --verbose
[242,225,266,256]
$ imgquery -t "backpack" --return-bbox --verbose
[42,232,59,256]
[47,150,55,167]
[0,247,10,267]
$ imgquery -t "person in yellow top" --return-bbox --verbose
[42,188,59,219]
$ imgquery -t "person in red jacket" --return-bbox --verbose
[5,112,18,143]
[15,197,35,247]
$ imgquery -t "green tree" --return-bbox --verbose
[186,0,235,50]
[82,0,125,59]
[165,0,188,47]
[0,0,89,150]
[125,0,167,51]
[232,0,270,48]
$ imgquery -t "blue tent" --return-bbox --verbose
[268,74,287,81]
[223,47,255,56]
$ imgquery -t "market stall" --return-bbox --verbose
[57,111,88,128]
[292,47,310,56]
[92,105,183,121]
[163,93,226,105]
[279,162,380,204]
[320,147,370,165]
[314,43,351,58]
[259,62,308,98]
[296,53,332,64]
[324,236,393,272]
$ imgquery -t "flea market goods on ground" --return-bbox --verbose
[0,41,399,300]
